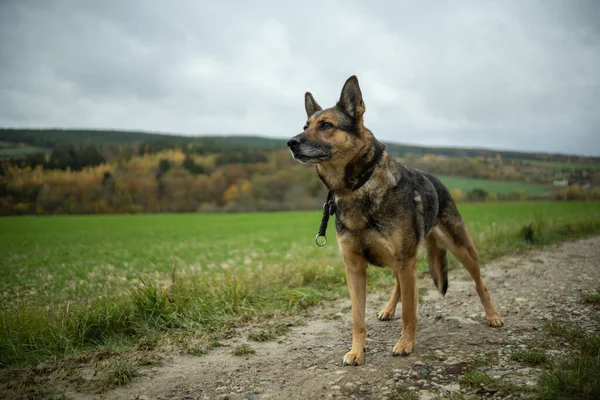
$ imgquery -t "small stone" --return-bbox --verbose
[385,379,395,386]
[443,383,461,392]
[344,382,356,390]
[517,367,532,374]
[419,390,436,400]
[331,385,341,390]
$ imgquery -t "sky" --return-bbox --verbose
[1,1,599,155]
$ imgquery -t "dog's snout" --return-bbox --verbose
[287,136,301,148]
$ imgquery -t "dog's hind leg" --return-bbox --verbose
[377,275,400,321]
[426,234,448,296]
[436,222,504,327]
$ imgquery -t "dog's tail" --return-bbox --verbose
[427,243,448,296]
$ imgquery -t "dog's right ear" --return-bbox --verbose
[305,92,322,118]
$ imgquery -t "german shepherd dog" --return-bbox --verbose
[287,76,504,366]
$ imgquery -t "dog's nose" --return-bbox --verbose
[287,136,301,148]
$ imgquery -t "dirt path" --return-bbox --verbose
[68,237,600,399]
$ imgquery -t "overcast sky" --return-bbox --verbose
[1,1,599,155]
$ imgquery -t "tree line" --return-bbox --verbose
[1,146,598,216]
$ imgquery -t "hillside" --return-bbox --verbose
[1,128,599,164]
[1,128,599,216]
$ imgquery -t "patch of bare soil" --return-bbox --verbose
[6,237,600,400]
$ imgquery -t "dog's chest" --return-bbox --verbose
[334,194,399,267]
[334,193,384,233]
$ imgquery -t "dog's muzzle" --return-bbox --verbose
[287,134,332,164]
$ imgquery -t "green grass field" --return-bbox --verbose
[0,144,45,158]
[528,160,600,170]
[438,175,550,195]
[1,202,600,368]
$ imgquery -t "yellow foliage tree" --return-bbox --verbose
[223,184,239,204]
[240,180,252,193]
[450,188,463,202]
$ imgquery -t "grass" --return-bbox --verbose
[538,321,600,399]
[581,292,600,305]
[0,145,45,157]
[472,353,495,367]
[398,393,420,400]
[248,323,291,342]
[528,160,600,171]
[248,331,276,342]
[1,202,600,370]
[459,370,497,388]
[232,344,255,356]
[437,175,551,196]
[103,361,136,387]
[509,348,549,366]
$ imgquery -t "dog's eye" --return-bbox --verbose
[303,124,308,131]
[320,122,333,130]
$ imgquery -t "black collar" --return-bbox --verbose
[314,141,384,246]
[348,139,385,191]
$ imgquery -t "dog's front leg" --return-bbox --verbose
[393,256,418,356]
[342,253,368,366]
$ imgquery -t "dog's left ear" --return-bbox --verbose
[338,75,365,119]
[305,92,322,118]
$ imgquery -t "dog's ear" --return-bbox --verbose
[337,75,365,119]
[305,92,322,118]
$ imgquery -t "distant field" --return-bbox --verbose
[1,202,600,367]
[438,175,551,195]
[0,144,45,158]
[527,160,600,170]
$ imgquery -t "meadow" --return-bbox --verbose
[437,175,550,196]
[527,160,600,171]
[1,201,600,369]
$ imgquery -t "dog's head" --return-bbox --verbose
[287,75,368,164]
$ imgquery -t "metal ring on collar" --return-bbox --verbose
[315,234,327,247]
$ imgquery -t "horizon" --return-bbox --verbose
[2,127,599,159]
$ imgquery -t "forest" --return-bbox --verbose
[1,129,599,215]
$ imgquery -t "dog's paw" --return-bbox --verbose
[342,348,365,366]
[392,338,415,357]
[377,308,395,321]
[486,313,504,327]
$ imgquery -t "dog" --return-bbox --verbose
[287,76,504,366]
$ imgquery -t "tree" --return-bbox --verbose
[466,188,488,202]
[223,184,239,204]
[450,188,463,202]
[182,155,208,175]
[158,159,171,173]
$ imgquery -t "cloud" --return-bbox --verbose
[0,0,598,155]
